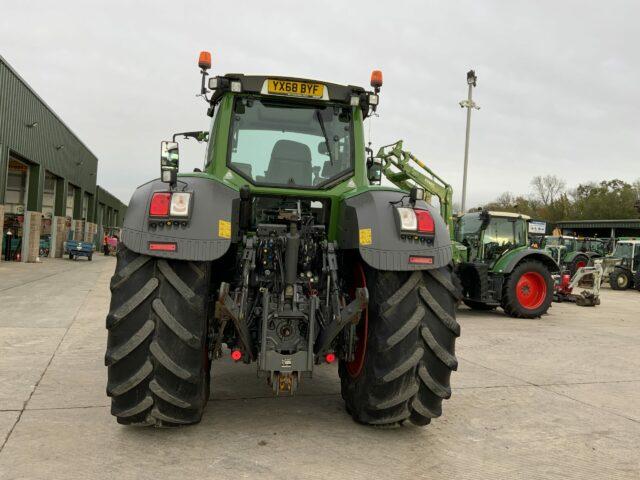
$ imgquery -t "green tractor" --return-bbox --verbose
[599,238,640,290]
[454,211,558,318]
[104,53,460,428]
[542,235,606,276]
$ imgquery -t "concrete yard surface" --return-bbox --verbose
[1,255,639,479]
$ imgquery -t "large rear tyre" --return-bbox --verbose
[339,264,461,427]
[501,261,554,318]
[105,245,212,427]
[610,269,631,290]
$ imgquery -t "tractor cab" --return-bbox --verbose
[576,238,607,256]
[456,211,529,264]
[542,235,576,266]
[157,54,385,242]
[160,54,381,195]
[542,235,606,275]
[602,238,640,290]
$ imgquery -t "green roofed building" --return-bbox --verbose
[555,219,640,239]
[1,54,125,261]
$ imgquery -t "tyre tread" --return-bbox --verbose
[105,246,211,427]
[339,264,460,427]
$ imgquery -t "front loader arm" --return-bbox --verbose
[376,141,455,236]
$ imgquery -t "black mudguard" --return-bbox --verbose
[338,190,452,271]
[120,176,239,261]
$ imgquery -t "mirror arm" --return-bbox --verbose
[172,131,209,143]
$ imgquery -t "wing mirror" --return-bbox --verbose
[366,148,382,184]
[160,141,180,187]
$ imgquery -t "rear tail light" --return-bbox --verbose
[149,192,191,217]
[396,207,417,231]
[396,207,435,235]
[149,192,171,216]
[170,192,191,217]
[414,209,435,234]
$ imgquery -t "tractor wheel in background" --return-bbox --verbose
[501,261,554,319]
[610,269,631,290]
[339,263,460,427]
[634,271,640,291]
[568,254,589,277]
[462,299,497,311]
[105,245,212,427]
[88,253,93,261]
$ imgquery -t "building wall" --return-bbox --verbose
[95,186,127,228]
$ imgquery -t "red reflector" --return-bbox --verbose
[325,352,336,363]
[149,192,171,216]
[149,242,177,252]
[231,350,242,361]
[414,209,435,233]
[409,256,434,265]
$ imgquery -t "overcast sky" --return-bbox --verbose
[1,1,638,207]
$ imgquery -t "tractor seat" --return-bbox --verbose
[266,140,312,186]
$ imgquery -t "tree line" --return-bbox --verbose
[482,175,640,223]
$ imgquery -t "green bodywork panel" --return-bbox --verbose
[563,250,584,263]
[491,246,542,273]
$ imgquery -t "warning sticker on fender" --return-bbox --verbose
[218,220,231,239]
[359,228,372,246]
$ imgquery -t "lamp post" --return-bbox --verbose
[459,69,479,213]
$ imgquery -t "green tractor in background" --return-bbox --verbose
[104,53,460,428]
[598,238,640,290]
[455,211,558,318]
[542,235,606,276]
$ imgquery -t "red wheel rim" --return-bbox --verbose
[346,262,368,378]
[576,260,587,269]
[516,271,547,310]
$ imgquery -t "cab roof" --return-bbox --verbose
[211,74,367,104]
[462,211,531,220]
[487,211,531,220]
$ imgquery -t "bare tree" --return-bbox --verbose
[494,192,516,209]
[531,175,566,206]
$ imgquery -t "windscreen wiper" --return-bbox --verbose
[315,110,334,165]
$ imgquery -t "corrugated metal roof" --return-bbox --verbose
[0,54,98,196]
[556,219,640,229]
[0,53,99,160]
